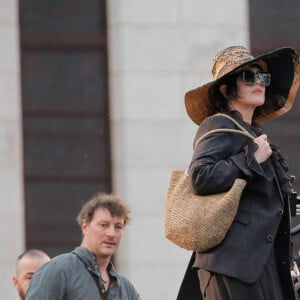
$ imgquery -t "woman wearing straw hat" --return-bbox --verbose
[177,46,300,300]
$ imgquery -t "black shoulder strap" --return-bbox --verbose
[72,251,105,298]
[193,113,255,149]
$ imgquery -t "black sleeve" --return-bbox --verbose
[189,115,265,195]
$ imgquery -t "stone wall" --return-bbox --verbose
[1,0,248,298]
[0,0,24,298]
[106,0,249,298]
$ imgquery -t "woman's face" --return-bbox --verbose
[232,66,266,110]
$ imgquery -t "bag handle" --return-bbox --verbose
[194,113,256,149]
[216,113,254,134]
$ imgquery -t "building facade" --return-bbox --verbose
[2,0,300,299]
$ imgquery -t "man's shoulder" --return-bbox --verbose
[117,273,137,289]
[41,251,80,272]
[116,273,141,299]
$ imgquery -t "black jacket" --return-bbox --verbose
[177,112,295,300]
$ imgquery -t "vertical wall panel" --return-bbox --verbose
[250,0,300,254]
[19,0,111,257]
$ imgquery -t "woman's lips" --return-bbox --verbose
[253,88,264,94]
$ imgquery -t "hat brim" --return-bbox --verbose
[185,47,300,125]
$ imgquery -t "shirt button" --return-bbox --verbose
[266,235,273,242]
[277,209,284,216]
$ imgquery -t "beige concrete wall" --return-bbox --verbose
[0,0,250,298]
[0,0,24,298]
[106,0,249,299]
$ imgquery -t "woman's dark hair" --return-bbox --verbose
[208,73,239,115]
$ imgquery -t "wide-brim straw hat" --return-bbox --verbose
[185,46,300,125]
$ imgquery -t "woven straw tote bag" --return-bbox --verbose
[164,114,255,252]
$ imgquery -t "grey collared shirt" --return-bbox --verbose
[26,247,142,300]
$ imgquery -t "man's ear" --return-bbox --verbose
[12,276,18,288]
[219,84,227,97]
[81,219,88,234]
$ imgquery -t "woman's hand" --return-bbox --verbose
[253,134,272,164]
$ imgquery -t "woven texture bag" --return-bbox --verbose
[164,114,254,252]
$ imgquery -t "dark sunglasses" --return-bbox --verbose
[239,70,271,87]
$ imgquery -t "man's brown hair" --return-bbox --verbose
[76,193,131,226]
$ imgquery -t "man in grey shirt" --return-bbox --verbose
[26,193,142,300]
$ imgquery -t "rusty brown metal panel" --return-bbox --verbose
[21,51,108,115]
[23,117,110,178]
[19,0,111,257]
[249,0,300,53]
[19,0,106,40]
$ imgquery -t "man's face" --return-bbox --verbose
[82,207,125,259]
[13,256,49,299]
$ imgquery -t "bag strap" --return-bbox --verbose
[216,113,254,133]
[194,113,255,149]
[72,251,105,297]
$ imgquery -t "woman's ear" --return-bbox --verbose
[219,84,227,97]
